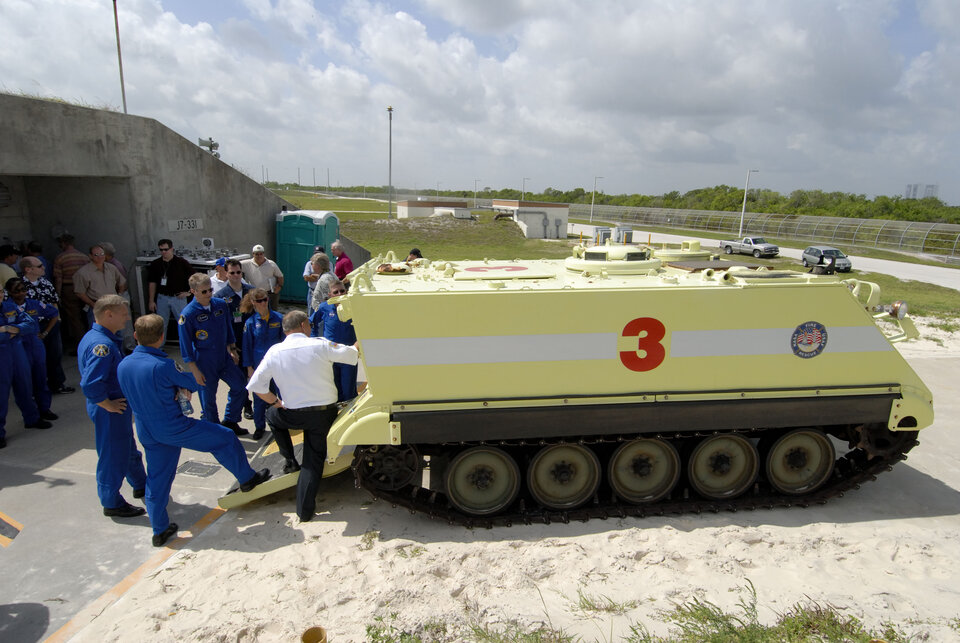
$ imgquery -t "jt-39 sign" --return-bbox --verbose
[167,218,204,232]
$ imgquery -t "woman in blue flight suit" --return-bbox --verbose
[4,278,56,420]
[240,288,284,441]
[308,280,357,402]
[0,284,46,447]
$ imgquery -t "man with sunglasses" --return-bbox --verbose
[21,255,74,394]
[147,239,193,329]
[178,273,249,436]
[215,258,254,420]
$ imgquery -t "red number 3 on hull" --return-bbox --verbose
[619,317,666,372]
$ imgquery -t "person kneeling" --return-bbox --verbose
[117,314,270,547]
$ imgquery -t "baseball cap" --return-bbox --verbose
[252,244,265,253]
[215,257,226,267]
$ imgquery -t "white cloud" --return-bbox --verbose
[0,0,957,202]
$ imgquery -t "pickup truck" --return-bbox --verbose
[720,237,779,258]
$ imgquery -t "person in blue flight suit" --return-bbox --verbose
[308,280,358,402]
[78,295,147,518]
[214,258,254,420]
[239,288,284,441]
[118,314,270,547]
[0,286,50,448]
[178,273,248,436]
[4,278,57,422]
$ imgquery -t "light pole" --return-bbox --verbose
[474,179,480,208]
[387,106,393,218]
[589,175,604,223]
[112,0,127,114]
[738,169,759,238]
[521,177,530,201]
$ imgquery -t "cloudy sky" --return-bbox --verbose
[2,0,957,204]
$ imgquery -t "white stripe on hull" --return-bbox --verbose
[362,326,891,368]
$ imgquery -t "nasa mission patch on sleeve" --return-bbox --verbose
[92,344,110,357]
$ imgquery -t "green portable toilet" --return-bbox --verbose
[275,210,340,303]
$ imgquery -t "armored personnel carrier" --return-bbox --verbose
[320,244,932,527]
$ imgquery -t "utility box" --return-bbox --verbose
[615,226,633,243]
[275,210,339,303]
[595,227,613,245]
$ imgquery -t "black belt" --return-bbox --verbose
[287,404,331,412]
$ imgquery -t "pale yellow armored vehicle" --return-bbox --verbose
[323,242,932,527]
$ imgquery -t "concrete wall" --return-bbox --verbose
[0,94,291,282]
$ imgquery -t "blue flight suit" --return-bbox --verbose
[310,302,358,401]
[78,323,147,509]
[214,283,252,347]
[241,310,284,431]
[177,297,246,423]
[6,298,55,413]
[0,302,41,440]
[118,346,257,536]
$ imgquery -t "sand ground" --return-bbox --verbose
[70,318,960,642]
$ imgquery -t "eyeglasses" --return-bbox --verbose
[228,270,242,274]
[197,288,213,294]
[254,298,268,303]
[253,252,264,256]
[330,290,346,296]
[91,252,105,257]
[158,247,172,252]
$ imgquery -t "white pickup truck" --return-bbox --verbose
[720,236,780,258]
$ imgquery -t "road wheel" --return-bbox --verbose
[688,434,759,499]
[753,249,761,258]
[802,259,809,267]
[528,444,601,510]
[724,246,733,254]
[765,429,835,495]
[445,447,520,516]
[608,439,680,504]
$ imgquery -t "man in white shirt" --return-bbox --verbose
[241,244,284,310]
[246,310,358,522]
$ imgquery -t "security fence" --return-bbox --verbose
[569,204,960,262]
[321,191,960,262]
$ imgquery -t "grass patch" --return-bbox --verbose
[343,211,576,261]
[358,529,380,551]
[571,587,639,616]
[396,544,425,558]
[469,622,579,642]
[627,581,911,643]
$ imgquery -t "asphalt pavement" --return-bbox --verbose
[0,349,269,642]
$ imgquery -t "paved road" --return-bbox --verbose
[570,224,960,293]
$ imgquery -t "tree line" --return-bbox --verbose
[266,182,959,225]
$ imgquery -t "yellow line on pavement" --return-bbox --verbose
[44,507,227,643]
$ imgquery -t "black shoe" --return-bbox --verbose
[239,468,270,492]
[133,488,145,499]
[103,503,146,518]
[283,459,301,475]
[0,437,6,449]
[298,512,313,522]
[152,523,178,547]
[221,420,249,436]
[252,427,265,440]
[40,410,58,421]
[24,419,52,429]
[243,407,254,420]
[55,385,76,394]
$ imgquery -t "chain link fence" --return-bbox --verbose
[569,204,960,263]
[322,191,960,263]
